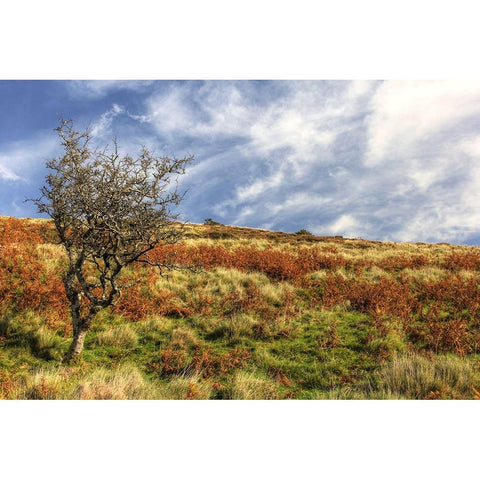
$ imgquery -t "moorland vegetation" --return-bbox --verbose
[1,216,480,399]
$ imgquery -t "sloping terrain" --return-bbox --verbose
[1,216,480,399]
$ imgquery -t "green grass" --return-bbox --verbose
[2,303,479,399]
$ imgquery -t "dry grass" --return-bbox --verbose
[9,364,216,400]
[94,324,139,349]
[373,353,479,399]
[10,364,158,399]
[21,367,69,399]
[226,371,280,399]
[157,374,213,399]
[169,327,199,349]
[213,313,258,341]
[136,316,175,341]
[74,364,158,399]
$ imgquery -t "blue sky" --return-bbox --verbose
[1,80,480,245]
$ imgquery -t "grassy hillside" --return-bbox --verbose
[1,216,480,399]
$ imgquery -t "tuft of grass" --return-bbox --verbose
[0,310,42,344]
[154,270,191,301]
[226,371,280,399]
[368,331,407,360]
[258,282,293,306]
[367,319,408,360]
[158,374,213,399]
[362,266,391,282]
[401,266,447,282]
[211,314,257,341]
[21,367,70,399]
[372,353,479,399]
[31,326,67,360]
[0,311,66,360]
[35,243,65,271]
[74,364,158,399]
[136,316,175,343]
[170,327,199,349]
[204,268,269,297]
[94,324,138,349]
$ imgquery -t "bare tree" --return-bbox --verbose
[32,120,193,363]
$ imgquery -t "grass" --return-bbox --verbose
[226,371,280,399]
[94,324,139,349]
[73,364,158,400]
[1,217,480,399]
[372,352,479,399]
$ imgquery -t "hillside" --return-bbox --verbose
[1,216,480,399]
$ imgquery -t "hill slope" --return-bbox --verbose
[1,216,479,399]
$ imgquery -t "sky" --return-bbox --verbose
[1,79,480,245]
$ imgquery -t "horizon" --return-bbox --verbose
[1,80,480,245]
[2,215,475,248]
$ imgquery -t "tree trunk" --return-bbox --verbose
[63,280,102,364]
[63,327,89,364]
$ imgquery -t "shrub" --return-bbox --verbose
[0,243,68,327]
[159,348,189,375]
[0,217,44,244]
[317,318,342,348]
[443,250,480,271]
[204,218,223,226]
[189,346,251,378]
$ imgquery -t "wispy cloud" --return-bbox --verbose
[0,134,58,183]
[0,164,20,181]
[90,104,125,136]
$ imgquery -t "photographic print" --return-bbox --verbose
[1,80,480,400]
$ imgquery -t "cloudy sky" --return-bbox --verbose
[1,80,480,245]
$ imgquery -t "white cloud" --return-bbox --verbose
[236,170,285,202]
[0,134,58,182]
[147,86,198,134]
[91,104,125,136]
[365,80,480,166]
[141,82,254,139]
[142,81,369,160]
[460,135,480,157]
[0,164,20,181]
[326,214,360,237]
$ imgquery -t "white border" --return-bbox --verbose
[1,1,479,478]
